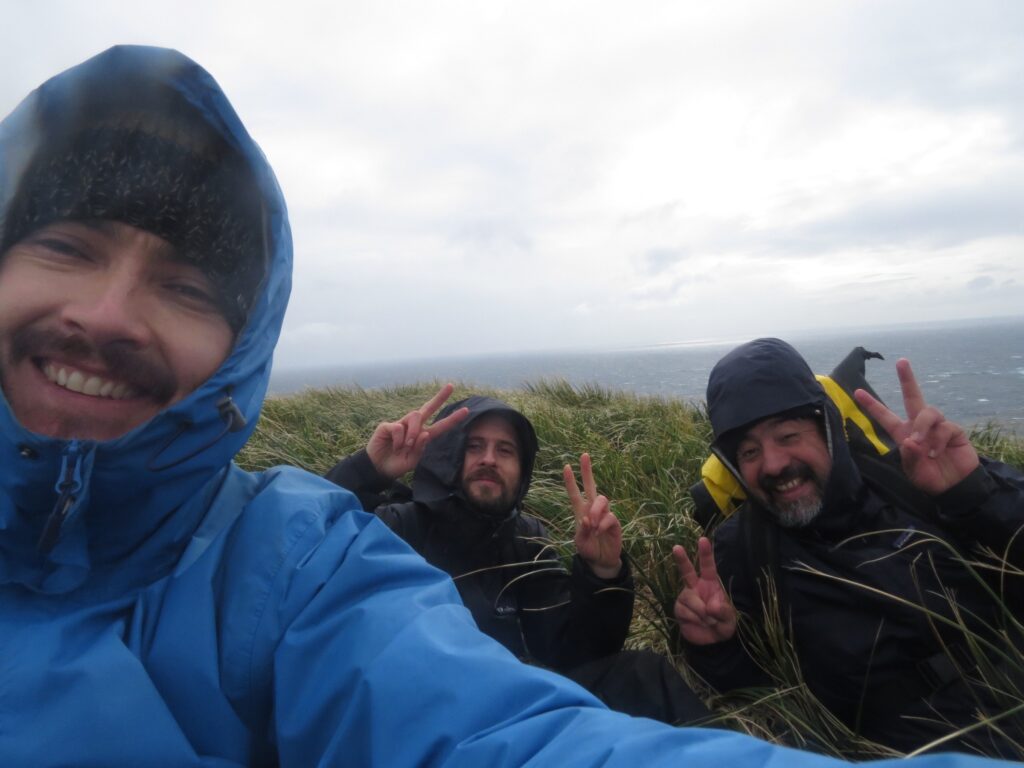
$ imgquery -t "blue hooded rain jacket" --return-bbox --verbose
[0,45,1015,768]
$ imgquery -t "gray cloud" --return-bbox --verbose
[449,218,533,252]
[743,178,1024,256]
[639,247,689,275]
[837,1,1024,120]
[968,276,995,291]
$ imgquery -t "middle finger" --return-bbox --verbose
[581,453,598,501]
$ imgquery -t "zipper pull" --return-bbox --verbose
[37,441,84,552]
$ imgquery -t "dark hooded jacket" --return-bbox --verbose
[325,396,634,670]
[689,338,1024,754]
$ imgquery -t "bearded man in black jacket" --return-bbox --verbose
[326,384,709,725]
[673,338,1024,755]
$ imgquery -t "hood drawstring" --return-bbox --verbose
[38,440,84,552]
[146,393,247,472]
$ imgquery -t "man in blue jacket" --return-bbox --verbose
[0,46,1013,767]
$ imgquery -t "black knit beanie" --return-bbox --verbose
[0,121,265,332]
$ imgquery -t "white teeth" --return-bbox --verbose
[42,363,137,400]
[81,376,102,396]
[65,370,85,393]
[776,478,802,492]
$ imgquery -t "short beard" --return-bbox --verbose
[465,491,515,518]
[771,494,823,528]
[463,470,515,518]
[757,463,824,528]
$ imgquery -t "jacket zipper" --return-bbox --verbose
[37,440,84,552]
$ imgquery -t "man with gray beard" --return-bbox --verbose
[673,338,1024,756]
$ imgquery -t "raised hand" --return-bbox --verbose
[673,537,737,645]
[564,453,623,580]
[854,358,979,495]
[366,383,469,481]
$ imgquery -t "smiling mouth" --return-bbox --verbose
[42,362,139,400]
[760,464,819,502]
[774,477,805,494]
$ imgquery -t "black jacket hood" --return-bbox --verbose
[412,396,539,519]
[707,338,866,532]
[708,338,825,444]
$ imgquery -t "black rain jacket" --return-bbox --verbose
[690,338,1024,754]
[325,396,633,671]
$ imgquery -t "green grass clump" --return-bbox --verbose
[970,422,1024,468]
[239,379,1024,757]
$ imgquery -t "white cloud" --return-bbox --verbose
[4,0,1023,369]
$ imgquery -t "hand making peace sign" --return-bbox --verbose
[854,358,980,496]
[672,537,737,645]
[563,453,623,580]
[366,383,470,481]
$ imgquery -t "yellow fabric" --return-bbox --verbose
[814,374,891,456]
[698,374,891,519]
[700,455,746,516]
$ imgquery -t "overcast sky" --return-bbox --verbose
[4,1,1023,369]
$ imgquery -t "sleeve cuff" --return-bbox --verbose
[935,464,994,519]
[573,552,632,587]
[324,449,392,493]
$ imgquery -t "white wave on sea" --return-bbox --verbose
[272,316,1024,431]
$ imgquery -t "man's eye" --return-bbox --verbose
[29,236,90,262]
[778,432,801,445]
[38,237,79,254]
[737,447,759,463]
[498,446,516,457]
[165,281,219,310]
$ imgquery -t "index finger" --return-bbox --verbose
[672,545,699,589]
[896,358,926,422]
[563,464,585,521]
[853,387,905,442]
[427,406,469,440]
[419,383,456,420]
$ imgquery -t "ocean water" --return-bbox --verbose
[270,316,1024,431]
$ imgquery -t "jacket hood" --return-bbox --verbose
[0,46,291,592]
[706,338,864,531]
[412,396,538,522]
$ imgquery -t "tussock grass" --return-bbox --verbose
[239,379,1024,756]
[970,422,1024,468]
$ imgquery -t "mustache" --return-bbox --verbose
[466,468,504,485]
[759,463,815,495]
[10,325,177,402]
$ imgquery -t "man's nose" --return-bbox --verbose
[60,276,152,348]
[760,441,790,475]
[479,445,499,465]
